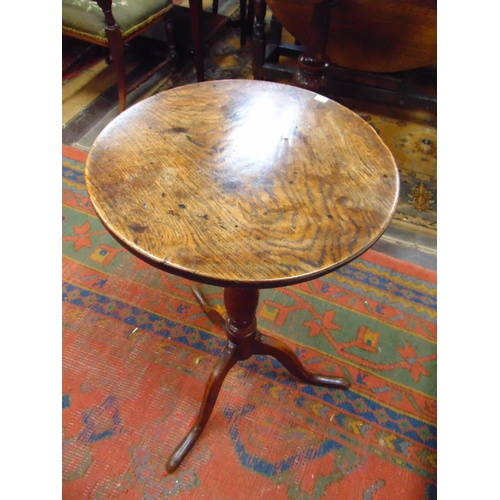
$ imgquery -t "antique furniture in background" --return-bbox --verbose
[173,0,230,82]
[173,0,254,81]
[62,0,176,112]
[252,0,437,110]
[85,80,399,472]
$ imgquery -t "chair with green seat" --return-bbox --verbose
[62,0,175,112]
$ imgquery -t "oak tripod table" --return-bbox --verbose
[85,80,399,473]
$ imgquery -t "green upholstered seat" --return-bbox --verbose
[62,0,173,42]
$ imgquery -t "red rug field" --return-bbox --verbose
[63,145,437,499]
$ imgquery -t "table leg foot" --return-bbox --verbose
[166,341,238,473]
[192,285,227,328]
[253,332,350,390]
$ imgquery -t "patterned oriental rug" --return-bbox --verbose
[62,146,437,499]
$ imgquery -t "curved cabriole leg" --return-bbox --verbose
[166,341,238,472]
[191,285,227,329]
[253,332,350,389]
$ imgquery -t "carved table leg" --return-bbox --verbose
[253,331,350,389]
[166,341,238,473]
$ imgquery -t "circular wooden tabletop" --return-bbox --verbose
[86,80,399,289]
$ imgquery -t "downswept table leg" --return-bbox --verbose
[192,285,227,329]
[166,341,238,473]
[253,332,350,389]
[167,287,348,472]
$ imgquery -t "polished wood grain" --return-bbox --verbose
[86,80,399,289]
[85,79,399,473]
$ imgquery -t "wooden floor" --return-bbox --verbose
[62,0,436,271]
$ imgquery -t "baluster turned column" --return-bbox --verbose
[292,0,339,93]
[224,288,260,360]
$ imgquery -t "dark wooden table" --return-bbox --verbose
[85,79,400,472]
[251,0,437,110]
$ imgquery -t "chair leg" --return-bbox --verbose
[105,28,127,112]
[164,8,177,61]
[101,47,112,65]
[189,0,204,82]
